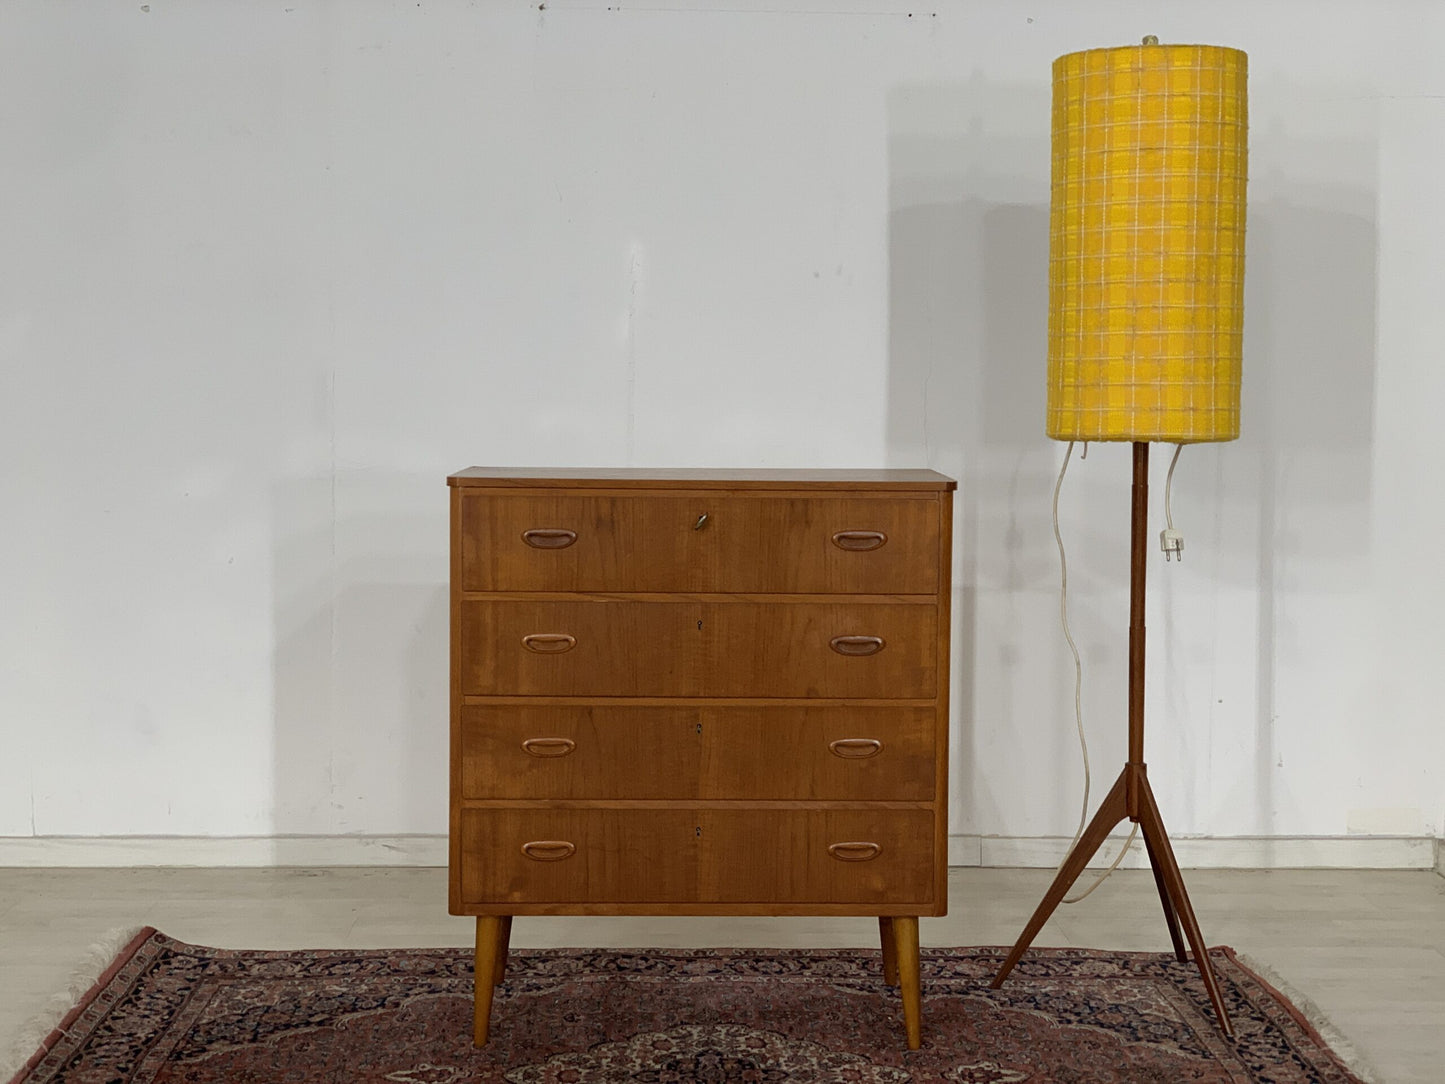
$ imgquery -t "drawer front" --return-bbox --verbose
[458,493,941,594]
[458,601,936,698]
[455,808,935,906]
[457,809,700,905]
[699,809,937,904]
[458,705,937,800]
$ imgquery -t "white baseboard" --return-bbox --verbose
[951,834,1438,870]
[0,833,1437,870]
[0,835,449,868]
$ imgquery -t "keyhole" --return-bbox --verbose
[696,620,703,631]
[695,826,702,837]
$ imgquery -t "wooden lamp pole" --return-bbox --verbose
[990,442,1234,1036]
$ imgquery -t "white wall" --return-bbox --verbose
[2,0,1441,850]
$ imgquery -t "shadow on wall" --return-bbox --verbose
[885,79,1054,842]
[1215,180,1379,839]
[886,79,1380,842]
[270,474,449,860]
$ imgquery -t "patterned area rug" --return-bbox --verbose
[8,928,1364,1083]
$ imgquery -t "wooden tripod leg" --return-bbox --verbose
[473,916,504,1046]
[1135,780,1233,1036]
[1143,829,1187,961]
[879,917,899,985]
[891,916,922,1050]
[493,915,514,985]
[992,769,1130,988]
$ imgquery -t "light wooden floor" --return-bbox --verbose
[1,867,1440,1082]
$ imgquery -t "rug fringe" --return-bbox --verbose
[1232,951,1381,1084]
[0,925,149,1084]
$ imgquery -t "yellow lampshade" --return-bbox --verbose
[1046,42,1248,443]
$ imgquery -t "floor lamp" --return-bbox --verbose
[991,40,1248,1037]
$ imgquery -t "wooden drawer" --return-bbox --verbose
[458,600,936,698]
[457,809,699,904]
[455,807,935,907]
[699,809,936,904]
[458,704,936,800]
[457,493,941,594]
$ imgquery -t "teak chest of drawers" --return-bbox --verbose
[448,468,956,1049]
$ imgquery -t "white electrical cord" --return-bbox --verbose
[1051,442,1088,840]
[1053,442,1139,904]
[1165,442,1182,530]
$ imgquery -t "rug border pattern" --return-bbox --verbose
[5,932,1368,1084]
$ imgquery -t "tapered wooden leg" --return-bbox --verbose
[891,916,922,1050]
[1136,781,1234,1036]
[493,915,514,985]
[992,769,1130,988]
[473,916,504,1046]
[878,917,899,985]
[1143,828,1187,961]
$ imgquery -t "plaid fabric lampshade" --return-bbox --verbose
[1046,42,1248,443]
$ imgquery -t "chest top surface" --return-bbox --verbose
[447,468,956,491]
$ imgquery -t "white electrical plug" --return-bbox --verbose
[1160,529,1184,561]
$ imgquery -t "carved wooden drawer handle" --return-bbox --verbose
[832,530,888,552]
[521,737,577,758]
[522,633,577,654]
[829,738,883,759]
[521,840,576,862]
[828,841,882,862]
[522,528,578,549]
[830,635,885,657]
